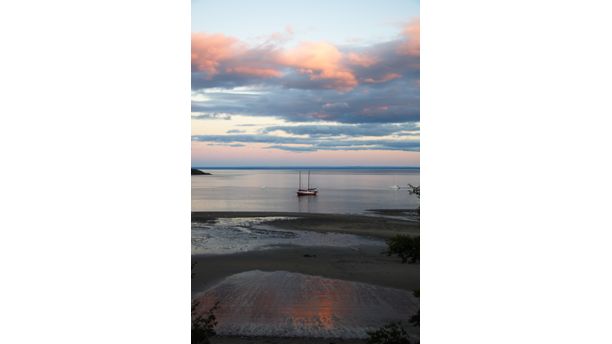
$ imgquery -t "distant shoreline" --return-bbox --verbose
[191,166,419,170]
[191,168,211,175]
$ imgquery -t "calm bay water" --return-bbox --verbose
[191,168,419,214]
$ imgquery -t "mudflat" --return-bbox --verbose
[191,211,419,239]
[192,245,419,294]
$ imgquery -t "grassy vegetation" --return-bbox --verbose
[191,262,219,344]
[191,300,219,344]
[410,288,420,326]
[407,184,420,199]
[366,322,414,344]
[385,235,420,263]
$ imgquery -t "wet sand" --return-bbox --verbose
[192,211,419,239]
[192,211,419,342]
[192,246,419,294]
[196,270,418,338]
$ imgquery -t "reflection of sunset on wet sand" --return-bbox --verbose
[290,289,335,330]
[194,270,418,338]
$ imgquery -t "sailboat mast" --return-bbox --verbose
[308,170,310,189]
[299,171,301,189]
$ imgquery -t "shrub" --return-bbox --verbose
[407,184,420,199]
[191,262,219,344]
[385,235,419,263]
[191,300,219,344]
[409,310,419,327]
[410,289,420,326]
[366,322,413,344]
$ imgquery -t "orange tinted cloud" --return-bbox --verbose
[282,42,358,91]
[364,73,402,84]
[191,33,239,76]
[345,52,377,67]
[398,18,420,56]
[225,66,282,78]
[192,33,283,79]
[192,19,420,91]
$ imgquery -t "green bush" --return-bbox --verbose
[385,235,419,263]
[409,310,419,327]
[407,184,420,199]
[366,322,413,344]
[191,262,219,344]
[410,289,420,326]
[191,300,219,344]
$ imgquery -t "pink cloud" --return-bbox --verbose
[192,18,420,91]
[282,42,358,91]
[191,33,240,77]
[192,33,283,79]
[364,73,402,84]
[345,52,377,67]
[398,18,420,56]
[224,66,282,78]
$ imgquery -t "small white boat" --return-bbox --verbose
[297,170,318,196]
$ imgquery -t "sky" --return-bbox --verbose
[192,0,420,167]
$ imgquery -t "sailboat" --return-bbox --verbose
[297,170,318,196]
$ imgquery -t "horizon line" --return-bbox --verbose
[192,166,420,169]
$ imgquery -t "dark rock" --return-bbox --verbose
[191,168,211,175]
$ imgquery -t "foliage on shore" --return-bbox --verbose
[407,184,420,199]
[191,262,219,344]
[191,300,219,344]
[367,287,420,343]
[410,288,420,327]
[409,310,420,327]
[366,322,414,344]
[385,235,419,263]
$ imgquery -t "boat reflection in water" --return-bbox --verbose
[193,270,418,338]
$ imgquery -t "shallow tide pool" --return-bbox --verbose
[191,217,385,255]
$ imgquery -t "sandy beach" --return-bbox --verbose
[192,211,419,343]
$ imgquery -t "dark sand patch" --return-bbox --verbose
[192,246,419,294]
